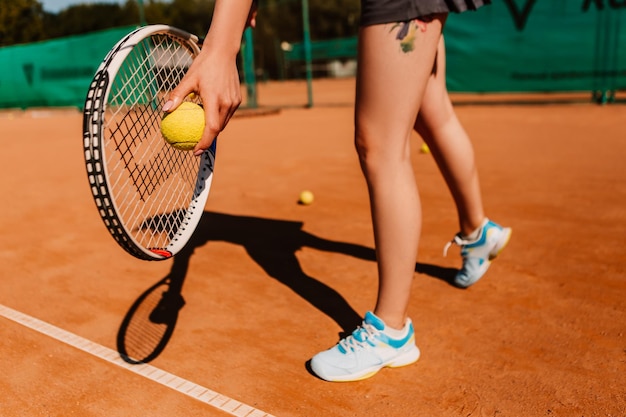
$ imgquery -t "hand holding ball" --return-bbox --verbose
[160,102,205,151]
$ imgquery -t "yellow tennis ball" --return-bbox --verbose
[160,102,205,151]
[299,190,314,205]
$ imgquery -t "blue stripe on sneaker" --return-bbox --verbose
[464,220,501,250]
[364,311,385,330]
[364,311,414,348]
[377,323,414,349]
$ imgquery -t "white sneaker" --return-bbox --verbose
[444,219,512,288]
[310,311,420,382]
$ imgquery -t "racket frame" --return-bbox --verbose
[82,25,213,261]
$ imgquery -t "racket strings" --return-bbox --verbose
[102,33,201,251]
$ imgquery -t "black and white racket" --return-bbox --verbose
[82,25,214,261]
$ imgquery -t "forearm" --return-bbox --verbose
[202,0,255,58]
[163,0,256,153]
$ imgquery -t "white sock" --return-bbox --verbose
[383,319,410,339]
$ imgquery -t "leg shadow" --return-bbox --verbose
[415,262,459,286]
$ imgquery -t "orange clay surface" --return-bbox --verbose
[0,78,625,417]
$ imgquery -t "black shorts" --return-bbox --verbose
[360,0,491,26]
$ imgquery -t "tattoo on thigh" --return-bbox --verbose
[391,19,428,53]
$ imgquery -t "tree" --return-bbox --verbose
[166,0,215,36]
[1,0,361,79]
[0,0,46,46]
[42,4,135,38]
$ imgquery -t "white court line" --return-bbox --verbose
[0,303,275,417]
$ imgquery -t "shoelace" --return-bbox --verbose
[339,323,380,352]
[443,234,471,257]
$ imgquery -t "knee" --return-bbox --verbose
[354,129,369,161]
[354,127,411,176]
[354,127,380,172]
[416,96,456,136]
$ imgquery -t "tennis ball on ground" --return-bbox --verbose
[420,143,430,154]
[298,190,314,205]
[160,102,204,150]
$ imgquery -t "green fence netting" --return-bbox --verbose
[282,1,624,100]
[1,1,624,109]
[0,26,137,109]
[444,0,624,100]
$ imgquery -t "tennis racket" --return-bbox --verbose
[82,25,214,261]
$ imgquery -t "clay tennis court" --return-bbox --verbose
[1,78,624,416]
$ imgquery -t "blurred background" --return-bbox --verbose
[1,0,624,109]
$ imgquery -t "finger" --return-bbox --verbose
[193,85,241,156]
[194,118,221,156]
[193,105,222,156]
[193,134,217,156]
[193,102,238,156]
[163,80,194,112]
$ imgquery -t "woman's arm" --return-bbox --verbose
[163,0,257,156]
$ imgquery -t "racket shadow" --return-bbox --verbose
[117,210,459,363]
[116,263,188,364]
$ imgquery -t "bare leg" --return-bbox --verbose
[355,16,446,329]
[414,36,485,236]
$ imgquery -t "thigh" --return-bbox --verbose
[355,15,446,152]
[361,0,489,26]
[415,35,455,134]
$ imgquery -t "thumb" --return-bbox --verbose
[163,81,193,112]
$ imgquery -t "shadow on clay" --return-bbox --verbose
[116,210,458,363]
